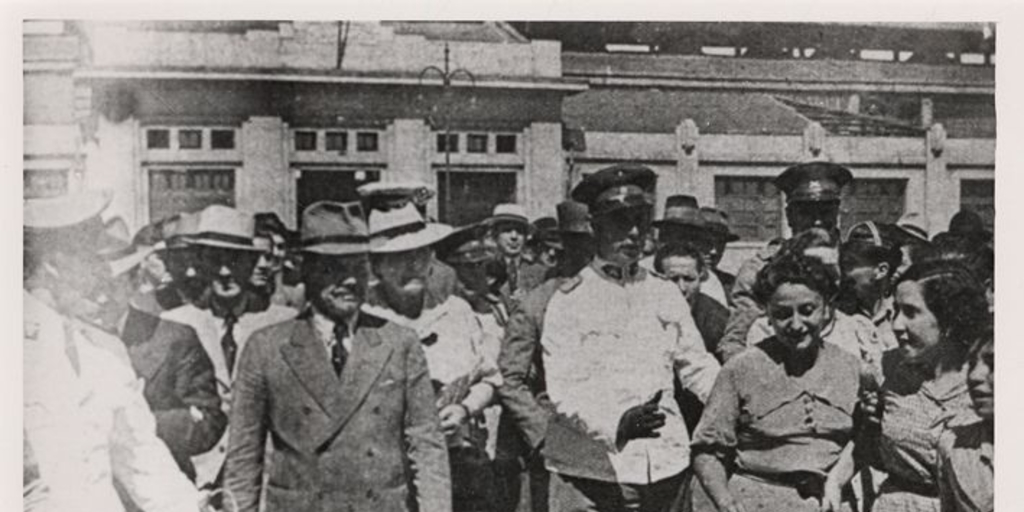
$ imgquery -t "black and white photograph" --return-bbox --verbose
[19,16,1005,512]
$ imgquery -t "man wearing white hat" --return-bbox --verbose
[161,205,297,490]
[225,201,451,512]
[358,180,459,308]
[362,203,503,512]
[24,190,204,512]
[485,203,549,304]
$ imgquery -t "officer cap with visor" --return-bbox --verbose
[571,163,657,217]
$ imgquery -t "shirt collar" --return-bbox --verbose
[591,255,643,284]
[310,309,357,348]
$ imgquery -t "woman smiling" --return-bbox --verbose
[690,252,860,512]
[858,257,989,512]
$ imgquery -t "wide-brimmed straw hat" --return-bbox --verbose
[299,201,370,256]
[483,203,530,230]
[99,217,157,276]
[188,205,262,252]
[369,203,453,254]
[24,189,118,253]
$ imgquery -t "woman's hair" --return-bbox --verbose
[752,251,841,306]
[929,234,994,286]
[897,258,989,349]
[653,242,706,274]
[966,318,994,362]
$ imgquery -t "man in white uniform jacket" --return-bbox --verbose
[23,190,201,512]
[542,165,721,512]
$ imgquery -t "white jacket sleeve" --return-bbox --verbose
[106,352,201,512]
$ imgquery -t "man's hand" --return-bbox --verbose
[438,403,470,436]
[616,391,666,447]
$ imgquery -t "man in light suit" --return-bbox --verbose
[161,205,297,489]
[225,201,451,512]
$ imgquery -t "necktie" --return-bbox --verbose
[507,259,519,293]
[332,322,349,377]
[222,315,238,377]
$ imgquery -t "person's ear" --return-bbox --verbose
[875,262,891,281]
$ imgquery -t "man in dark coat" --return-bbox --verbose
[224,201,451,512]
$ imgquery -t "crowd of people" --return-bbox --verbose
[23,160,994,512]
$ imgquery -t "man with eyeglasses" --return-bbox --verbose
[162,205,297,492]
[539,164,721,512]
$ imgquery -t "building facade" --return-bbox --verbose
[24,21,995,269]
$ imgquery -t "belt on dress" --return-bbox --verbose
[734,470,828,500]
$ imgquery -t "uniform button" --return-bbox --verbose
[219,446,226,453]
[366,448,375,458]
[302,405,313,415]
[373,406,381,414]
[366,489,376,500]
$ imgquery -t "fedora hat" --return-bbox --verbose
[24,189,112,231]
[894,212,929,243]
[435,223,497,265]
[369,203,453,254]
[25,189,118,254]
[653,195,705,230]
[299,201,370,256]
[189,205,261,252]
[557,200,592,235]
[699,206,740,242]
[99,217,157,277]
[484,203,530,230]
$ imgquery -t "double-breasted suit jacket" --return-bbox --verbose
[224,312,452,512]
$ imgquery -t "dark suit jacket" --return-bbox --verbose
[712,268,737,307]
[690,292,730,358]
[224,313,451,512]
[120,305,227,481]
[496,279,561,456]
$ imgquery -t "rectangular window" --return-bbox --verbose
[356,132,379,152]
[325,131,348,152]
[436,133,459,153]
[210,129,236,149]
[295,131,317,151]
[496,134,517,153]
[178,129,203,149]
[467,134,488,153]
[24,169,68,199]
[960,179,994,231]
[148,168,235,223]
[714,176,783,242]
[436,170,517,225]
[840,178,907,230]
[146,129,170,149]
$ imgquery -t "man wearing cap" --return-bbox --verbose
[486,204,550,304]
[538,164,720,512]
[24,191,204,512]
[358,180,460,307]
[698,207,740,307]
[717,161,853,363]
[162,205,297,490]
[224,201,450,512]
[528,216,561,269]
[361,204,501,512]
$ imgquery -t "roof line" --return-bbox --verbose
[568,75,993,95]
[74,68,589,92]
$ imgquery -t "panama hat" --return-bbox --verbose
[299,201,370,256]
[24,189,118,253]
[188,205,261,252]
[99,217,157,277]
[369,203,453,254]
[483,203,530,230]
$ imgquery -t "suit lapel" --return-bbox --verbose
[280,319,341,416]
[313,319,394,448]
[120,308,168,380]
